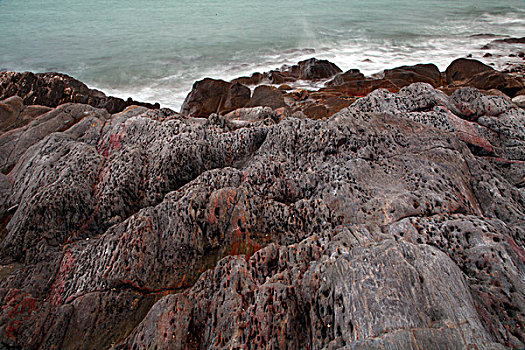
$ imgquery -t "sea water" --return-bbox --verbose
[0,0,524,110]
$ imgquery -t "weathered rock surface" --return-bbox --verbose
[0,71,159,114]
[0,81,524,349]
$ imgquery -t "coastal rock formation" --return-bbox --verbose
[445,58,495,84]
[0,71,159,114]
[0,78,524,349]
[180,79,253,118]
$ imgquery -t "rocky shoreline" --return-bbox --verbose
[0,40,524,349]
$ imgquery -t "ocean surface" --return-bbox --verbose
[1,0,524,110]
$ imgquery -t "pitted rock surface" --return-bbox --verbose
[0,83,523,349]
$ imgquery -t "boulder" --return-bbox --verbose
[231,72,264,86]
[445,58,494,84]
[0,71,159,114]
[298,58,342,80]
[245,85,287,109]
[180,78,230,117]
[302,103,330,120]
[466,70,524,97]
[223,82,251,113]
[384,63,442,87]
[325,69,366,87]
[0,96,23,133]
[321,78,399,96]
[181,79,252,117]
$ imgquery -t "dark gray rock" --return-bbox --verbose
[0,83,523,349]
[0,71,159,114]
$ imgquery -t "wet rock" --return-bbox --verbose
[246,85,287,109]
[223,82,251,113]
[384,63,441,87]
[0,71,159,114]
[231,72,264,86]
[321,78,399,97]
[492,36,525,44]
[298,58,342,80]
[445,58,494,84]
[0,96,23,133]
[181,79,251,117]
[466,70,524,97]
[302,103,330,120]
[325,69,366,87]
[180,78,231,117]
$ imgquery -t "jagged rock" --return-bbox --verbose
[120,235,499,350]
[0,71,159,114]
[0,83,523,349]
[246,85,287,109]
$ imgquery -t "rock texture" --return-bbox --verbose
[0,71,159,114]
[1,61,525,349]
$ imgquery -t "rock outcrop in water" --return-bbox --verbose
[181,58,524,122]
[0,71,160,115]
[0,57,524,349]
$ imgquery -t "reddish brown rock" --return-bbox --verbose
[325,69,365,87]
[298,58,342,80]
[223,82,251,113]
[384,63,442,87]
[0,71,159,114]
[231,72,264,86]
[246,85,287,109]
[180,79,251,117]
[321,78,400,96]
[302,103,330,119]
[466,70,524,97]
[445,58,494,84]
[180,78,231,117]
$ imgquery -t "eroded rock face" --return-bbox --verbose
[0,71,159,114]
[0,83,523,349]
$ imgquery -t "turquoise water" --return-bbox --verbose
[1,0,524,109]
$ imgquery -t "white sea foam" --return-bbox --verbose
[7,0,517,111]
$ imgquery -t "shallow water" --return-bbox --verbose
[1,0,524,110]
